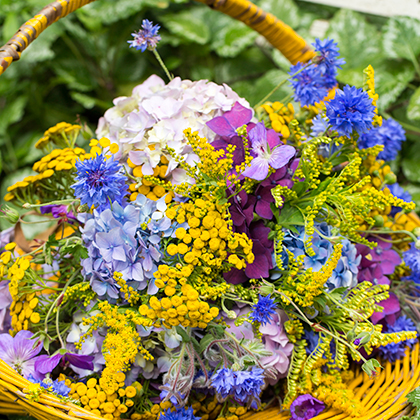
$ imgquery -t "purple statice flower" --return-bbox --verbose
[358,118,406,161]
[40,205,75,222]
[242,122,295,181]
[35,352,94,374]
[387,183,412,217]
[160,407,200,420]
[312,38,345,87]
[128,20,161,52]
[0,330,43,379]
[72,154,128,212]
[29,375,71,397]
[404,241,420,275]
[378,315,417,362]
[211,367,265,409]
[289,62,328,107]
[326,85,375,137]
[251,295,277,325]
[290,394,325,420]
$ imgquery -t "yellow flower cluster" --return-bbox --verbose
[262,102,295,139]
[62,282,96,307]
[35,122,81,150]
[141,284,220,330]
[69,374,138,419]
[128,154,174,203]
[130,400,173,420]
[113,272,141,305]
[78,301,152,394]
[363,65,382,126]
[89,137,120,157]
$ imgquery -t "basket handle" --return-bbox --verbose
[0,0,314,76]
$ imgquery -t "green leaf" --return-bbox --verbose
[70,92,97,109]
[327,9,383,85]
[407,385,420,408]
[408,87,420,122]
[2,12,19,42]
[0,96,28,135]
[256,0,301,29]
[161,8,211,45]
[175,326,191,343]
[383,16,420,62]
[375,61,415,112]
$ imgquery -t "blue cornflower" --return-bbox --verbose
[28,376,71,397]
[251,295,277,325]
[387,183,412,216]
[160,407,200,420]
[128,19,161,52]
[211,367,265,409]
[312,38,345,87]
[404,241,420,275]
[72,154,127,212]
[358,118,406,161]
[378,316,417,362]
[289,62,328,107]
[326,85,375,137]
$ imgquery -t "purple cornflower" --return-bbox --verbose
[211,367,265,409]
[404,241,420,275]
[251,295,277,325]
[290,394,325,420]
[378,315,417,362]
[72,154,128,212]
[326,85,375,137]
[358,118,406,161]
[159,407,200,420]
[242,122,295,181]
[128,20,161,52]
[0,330,43,380]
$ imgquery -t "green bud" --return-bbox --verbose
[77,204,89,213]
[384,172,397,185]
[260,283,275,296]
[0,205,19,224]
[373,215,384,227]
[225,310,237,320]
[413,227,420,238]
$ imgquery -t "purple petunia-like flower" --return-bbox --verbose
[211,367,265,409]
[290,394,325,420]
[242,122,295,181]
[251,295,277,325]
[326,85,375,137]
[72,154,128,212]
[358,118,406,161]
[128,19,161,52]
[0,330,43,380]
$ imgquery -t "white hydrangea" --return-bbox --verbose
[96,75,251,183]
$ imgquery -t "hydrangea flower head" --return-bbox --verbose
[378,315,417,362]
[128,19,161,52]
[358,118,406,161]
[326,85,375,137]
[72,154,128,212]
[159,407,200,420]
[251,294,277,325]
[404,241,420,275]
[290,394,325,420]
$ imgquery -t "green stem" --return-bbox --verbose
[23,199,79,209]
[152,48,173,82]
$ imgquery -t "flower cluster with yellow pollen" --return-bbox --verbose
[128,154,174,203]
[35,122,81,151]
[69,374,140,419]
[261,101,295,139]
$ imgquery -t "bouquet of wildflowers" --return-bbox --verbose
[1,21,420,420]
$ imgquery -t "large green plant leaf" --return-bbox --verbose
[0,96,28,135]
[408,87,420,122]
[256,0,301,29]
[327,9,383,86]
[161,8,211,45]
[383,16,420,62]
[375,61,415,111]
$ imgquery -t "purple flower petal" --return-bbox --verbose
[13,330,42,361]
[35,354,62,375]
[242,157,269,181]
[65,353,94,370]
[0,333,15,364]
[269,145,296,169]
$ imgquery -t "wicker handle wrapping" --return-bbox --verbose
[0,0,314,76]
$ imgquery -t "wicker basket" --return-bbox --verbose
[0,1,418,419]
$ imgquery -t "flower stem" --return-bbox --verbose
[152,49,173,82]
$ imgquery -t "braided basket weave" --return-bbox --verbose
[0,1,419,419]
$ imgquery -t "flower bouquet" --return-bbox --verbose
[1,6,420,420]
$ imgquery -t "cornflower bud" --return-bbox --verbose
[0,205,19,224]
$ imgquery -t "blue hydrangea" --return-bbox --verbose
[128,19,161,52]
[378,316,417,362]
[211,367,264,409]
[326,85,375,137]
[250,295,277,325]
[72,154,128,212]
[358,118,406,161]
[160,407,200,420]
[404,242,420,275]
[387,183,412,216]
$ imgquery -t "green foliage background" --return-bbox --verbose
[1,0,420,234]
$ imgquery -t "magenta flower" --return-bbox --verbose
[290,394,325,420]
[242,123,295,181]
[370,292,400,325]
[0,330,43,379]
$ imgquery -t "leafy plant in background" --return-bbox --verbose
[1,0,420,236]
